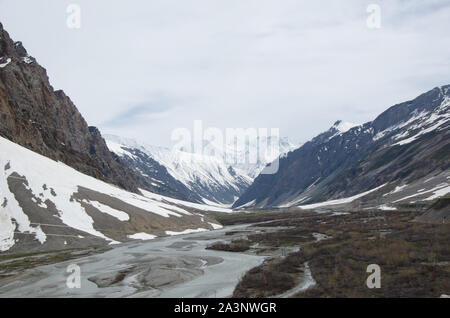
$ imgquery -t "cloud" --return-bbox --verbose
[103,94,177,127]
[1,0,449,146]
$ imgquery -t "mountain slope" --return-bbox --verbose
[234,85,450,209]
[0,136,223,253]
[104,135,253,205]
[0,23,226,254]
[0,22,142,193]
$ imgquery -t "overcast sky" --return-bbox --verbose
[1,0,449,147]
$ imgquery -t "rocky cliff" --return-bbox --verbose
[0,22,143,193]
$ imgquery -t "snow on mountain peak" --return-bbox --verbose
[332,120,360,133]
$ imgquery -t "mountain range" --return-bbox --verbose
[103,134,298,205]
[234,86,450,210]
[1,20,449,254]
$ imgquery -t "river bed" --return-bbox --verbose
[0,223,267,298]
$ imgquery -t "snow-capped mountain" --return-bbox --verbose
[104,135,253,205]
[234,85,450,209]
[212,136,300,179]
[104,134,299,205]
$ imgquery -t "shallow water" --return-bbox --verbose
[0,223,266,298]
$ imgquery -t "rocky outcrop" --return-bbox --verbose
[416,196,450,224]
[0,22,143,193]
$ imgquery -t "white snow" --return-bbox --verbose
[83,200,130,221]
[22,56,33,64]
[105,135,253,195]
[383,184,408,197]
[165,228,209,236]
[104,134,298,198]
[328,121,360,140]
[0,58,11,68]
[105,140,138,160]
[422,184,450,201]
[0,136,218,251]
[209,222,223,230]
[335,121,359,133]
[392,116,449,146]
[298,184,387,210]
[393,183,450,203]
[313,233,330,242]
[377,205,397,211]
[128,233,157,241]
[0,206,16,252]
[235,199,256,209]
[388,97,450,146]
[373,110,429,141]
[139,188,233,213]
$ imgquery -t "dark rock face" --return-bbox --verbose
[234,85,450,208]
[112,143,252,204]
[0,23,143,193]
[117,146,204,203]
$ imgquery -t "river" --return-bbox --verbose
[0,223,266,298]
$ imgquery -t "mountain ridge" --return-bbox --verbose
[234,85,450,209]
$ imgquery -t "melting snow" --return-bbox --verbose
[128,233,157,241]
[165,228,209,236]
[83,200,130,221]
[393,183,450,203]
[383,184,409,197]
[0,58,11,68]
[378,205,397,211]
[0,136,217,251]
[22,56,33,64]
[422,184,450,201]
[298,184,387,210]
[335,121,359,133]
[209,222,223,230]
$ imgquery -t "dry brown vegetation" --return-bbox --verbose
[206,239,251,252]
[225,210,450,298]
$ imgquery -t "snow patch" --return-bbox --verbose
[83,200,130,221]
[165,228,209,236]
[128,233,157,241]
[0,58,11,68]
[209,222,223,230]
[298,184,387,210]
[378,205,397,211]
[0,136,218,251]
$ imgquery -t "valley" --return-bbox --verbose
[1,202,448,298]
[0,13,449,300]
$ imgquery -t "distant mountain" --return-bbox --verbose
[234,85,450,209]
[104,135,254,205]
[209,136,300,179]
[0,22,142,193]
